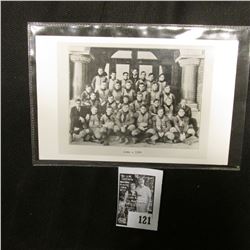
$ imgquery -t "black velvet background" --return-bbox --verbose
[2,2,250,250]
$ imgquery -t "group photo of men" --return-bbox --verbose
[69,66,199,147]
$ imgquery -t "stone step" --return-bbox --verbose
[192,110,200,127]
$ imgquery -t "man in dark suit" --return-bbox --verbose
[70,99,89,141]
[177,99,198,137]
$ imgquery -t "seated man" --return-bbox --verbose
[69,99,89,141]
[88,106,102,142]
[80,85,93,105]
[135,71,147,90]
[176,99,191,117]
[112,80,123,104]
[163,97,174,121]
[149,99,161,116]
[96,81,110,113]
[114,104,135,144]
[177,99,199,136]
[84,92,100,114]
[131,105,156,143]
[105,94,119,115]
[137,81,150,105]
[148,107,174,144]
[162,85,176,107]
[100,107,116,145]
[122,80,136,103]
[119,95,131,111]
[150,82,162,105]
[171,108,196,143]
[130,92,145,113]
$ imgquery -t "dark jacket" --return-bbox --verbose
[176,104,192,118]
[70,106,85,122]
[70,106,87,132]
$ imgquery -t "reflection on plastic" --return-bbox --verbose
[175,28,205,40]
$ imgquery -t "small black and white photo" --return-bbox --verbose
[34,32,240,165]
[116,167,163,231]
[117,174,154,225]
[69,47,201,148]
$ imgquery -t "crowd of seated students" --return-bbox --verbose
[70,67,198,145]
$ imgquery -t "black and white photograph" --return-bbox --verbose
[69,47,201,148]
[117,174,154,224]
[33,28,241,166]
[116,167,163,231]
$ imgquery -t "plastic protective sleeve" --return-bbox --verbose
[28,23,250,170]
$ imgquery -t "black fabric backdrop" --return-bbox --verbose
[2,2,250,250]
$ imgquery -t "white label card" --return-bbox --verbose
[116,167,163,231]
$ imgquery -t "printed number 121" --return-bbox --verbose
[139,216,151,225]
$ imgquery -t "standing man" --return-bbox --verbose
[108,71,117,91]
[130,68,139,90]
[135,71,147,91]
[136,177,152,213]
[158,73,167,91]
[121,72,129,88]
[146,73,155,91]
[91,67,108,92]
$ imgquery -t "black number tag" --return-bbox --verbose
[139,215,151,225]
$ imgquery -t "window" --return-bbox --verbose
[137,51,157,60]
[111,50,132,59]
[139,65,153,76]
[116,64,130,79]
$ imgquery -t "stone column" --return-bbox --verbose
[70,53,92,100]
[178,58,200,104]
[159,65,163,75]
[105,63,110,79]
[197,58,204,110]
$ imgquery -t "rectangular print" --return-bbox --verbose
[35,35,239,165]
[116,167,163,231]
[69,47,200,147]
